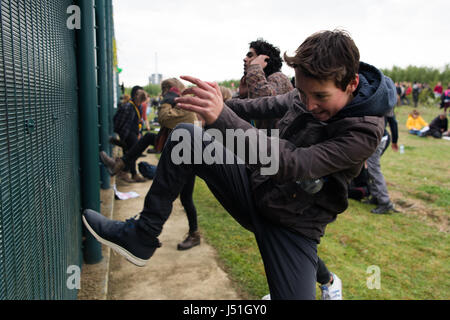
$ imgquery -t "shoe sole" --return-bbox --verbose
[82,215,148,267]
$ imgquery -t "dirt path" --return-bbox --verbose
[107,153,241,300]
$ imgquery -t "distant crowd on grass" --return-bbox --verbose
[394,81,450,108]
[392,80,450,139]
[406,109,449,139]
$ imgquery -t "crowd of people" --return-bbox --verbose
[392,79,450,139]
[395,81,450,108]
[406,109,449,138]
[81,29,444,301]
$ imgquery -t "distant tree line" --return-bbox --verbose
[124,64,450,99]
[124,83,161,97]
[143,84,162,97]
[381,65,450,86]
[218,79,241,90]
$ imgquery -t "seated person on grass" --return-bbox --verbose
[406,109,428,136]
[421,113,448,139]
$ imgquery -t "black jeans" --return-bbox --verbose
[137,124,318,300]
[122,132,157,166]
[317,257,331,285]
[123,132,198,232]
[180,174,198,233]
[122,133,139,175]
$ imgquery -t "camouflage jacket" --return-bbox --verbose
[243,64,293,130]
[245,64,294,99]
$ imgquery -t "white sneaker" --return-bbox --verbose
[320,273,343,300]
[261,294,271,300]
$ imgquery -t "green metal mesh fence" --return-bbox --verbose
[0,0,82,299]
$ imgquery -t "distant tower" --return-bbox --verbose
[150,52,163,85]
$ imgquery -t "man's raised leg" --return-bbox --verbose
[84,123,318,300]
[83,123,254,266]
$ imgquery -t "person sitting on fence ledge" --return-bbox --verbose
[82,29,396,300]
[112,86,148,183]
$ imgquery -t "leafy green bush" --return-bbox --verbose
[143,83,161,97]
[124,84,162,98]
[218,79,240,89]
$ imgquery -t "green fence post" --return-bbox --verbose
[95,0,111,190]
[105,0,114,139]
[76,0,103,264]
[110,2,121,105]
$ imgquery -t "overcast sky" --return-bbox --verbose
[112,0,450,87]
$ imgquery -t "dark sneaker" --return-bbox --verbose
[100,151,125,176]
[177,231,201,251]
[82,209,161,267]
[371,202,396,215]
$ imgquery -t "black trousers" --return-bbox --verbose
[122,132,157,165]
[317,257,331,285]
[122,133,139,175]
[123,132,198,232]
[137,124,318,300]
[180,174,198,233]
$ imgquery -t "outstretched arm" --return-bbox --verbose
[175,76,384,182]
[225,91,296,121]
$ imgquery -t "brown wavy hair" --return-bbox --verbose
[284,29,360,91]
[219,86,232,102]
[161,78,186,95]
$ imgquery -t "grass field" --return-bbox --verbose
[192,104,450,300]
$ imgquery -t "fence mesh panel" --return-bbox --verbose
[0,0,82,300]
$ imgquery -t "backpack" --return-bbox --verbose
[138,162,157,180]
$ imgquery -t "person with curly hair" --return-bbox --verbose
[239,39,294,132]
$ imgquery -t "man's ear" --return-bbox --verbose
[347,74,360,94]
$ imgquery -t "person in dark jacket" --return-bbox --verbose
[422,113,448,138]
[113,86,148,183]
[82,30,396,300]
[412,81,421,108]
